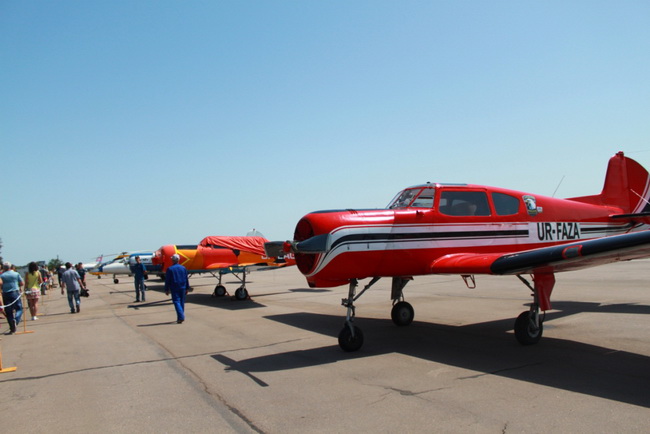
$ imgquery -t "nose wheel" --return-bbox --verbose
[338,324,364,352]
[335,277,414,351]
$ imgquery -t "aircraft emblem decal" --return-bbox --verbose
[523,195,540,216]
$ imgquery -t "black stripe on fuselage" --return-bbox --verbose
[579,223,634,234]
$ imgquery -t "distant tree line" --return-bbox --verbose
[0,238,63,270]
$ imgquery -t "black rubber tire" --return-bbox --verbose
[514,310,543,345]
[338,325,364,352]
[234,287,248,300]
[391,301,414,326]
[213,285,226,297]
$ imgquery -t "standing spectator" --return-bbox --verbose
[76,263,87,287]
[24,262,43,320]
[46,268,53,291]
[1,262,24,334]
[39,265,49,295]
[164,254,189,323]
[61,262,83,314]
[130,256,147,302]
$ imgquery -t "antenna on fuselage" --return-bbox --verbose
[552,175,565,198]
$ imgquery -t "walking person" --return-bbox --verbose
[24,262,43,320]
[130,256,147,302]
[61,262,84,313]
[1,262,24,334]
[56,266,64,287]
[164,254,189,323]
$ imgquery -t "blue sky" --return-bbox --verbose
[1,1,649,266]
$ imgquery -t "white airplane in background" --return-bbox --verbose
[89,251,153,283]
[82,255,103,271]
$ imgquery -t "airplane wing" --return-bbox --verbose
[204,263,239,270]
[431,230,650,275]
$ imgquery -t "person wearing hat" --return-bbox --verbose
[164,254,189,323]
[1,262,24,334]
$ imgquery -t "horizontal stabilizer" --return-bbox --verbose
[610,212,650,219]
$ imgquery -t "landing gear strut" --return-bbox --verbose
[338,278,376,352]
[211,268,250,301]
[390,277,414,326]
[337,276,414,352]
[513,274,554,345]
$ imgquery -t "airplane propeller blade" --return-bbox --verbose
[294,234,330,254]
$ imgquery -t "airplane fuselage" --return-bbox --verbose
[152,238,293,273]
[294,183,646,287]
[273,152,650,351]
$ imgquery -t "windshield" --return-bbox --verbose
[387,187,435,209]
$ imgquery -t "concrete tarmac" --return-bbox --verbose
[1,260,650,433]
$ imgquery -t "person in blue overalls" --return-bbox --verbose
[164,254,189,323]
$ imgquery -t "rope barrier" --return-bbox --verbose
[0,290,24,309]
[1,290,34,335]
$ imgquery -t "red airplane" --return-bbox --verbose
[266,152,650,351]
[152,235,295,300]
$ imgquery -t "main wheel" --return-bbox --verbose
[514,311,543,345]
[338,325,364,352]
[213,284,226,297]
[113,278,119,284]
[391,301,414,326]
[234,287,248,300]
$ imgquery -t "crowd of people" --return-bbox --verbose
[0,261,89,334]
[1,255,190,333]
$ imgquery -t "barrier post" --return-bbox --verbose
[0,343,17,373]
[16,291,34,335]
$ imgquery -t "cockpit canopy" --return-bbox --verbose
[387,184,522,217]
[387,185,436,209]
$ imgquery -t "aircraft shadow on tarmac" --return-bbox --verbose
[211,301,650,408]
[188,293,266,310]
[146,282,324,311]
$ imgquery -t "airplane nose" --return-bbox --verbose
[293,217,319,274]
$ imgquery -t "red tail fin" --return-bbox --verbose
[569,152,650,213]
